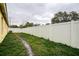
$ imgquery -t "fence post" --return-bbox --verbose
[70,20,75,47]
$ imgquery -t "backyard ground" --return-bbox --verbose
[0,32,79,56]
[0,32,28,56]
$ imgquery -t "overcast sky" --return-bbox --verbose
[7,3,79,26]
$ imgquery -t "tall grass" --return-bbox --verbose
[18,33,79,56]
[0,32,27,56]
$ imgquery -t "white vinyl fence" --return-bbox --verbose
[10,20,79,48]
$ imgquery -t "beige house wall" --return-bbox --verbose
[0,10,8,43]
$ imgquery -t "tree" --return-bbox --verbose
[34,24,40,26]
[19,25,24,28]
[19,22,36,28]
[24,22,34,27]
[62,11,69,22]
[45,23,50,25]
[51,11,79,24]
[69,11,79,21]
[51,17,60,24]
[51,11,64,24]
[9,25,18,28]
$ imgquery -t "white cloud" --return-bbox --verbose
[7,3,79,25]
[34,15,49,20]
[34,12,54,22]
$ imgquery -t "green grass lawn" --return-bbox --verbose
[1,32,79,56]
[0,32,28,56]
[18,33,79,56]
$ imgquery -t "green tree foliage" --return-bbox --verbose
[51,11,79,24]
[69,11,79,21]
[45,23,50,25]
[19,22,40,28]
[24,22,34,27]
[9,25,18,28]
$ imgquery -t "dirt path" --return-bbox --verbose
[14,33,34,56]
